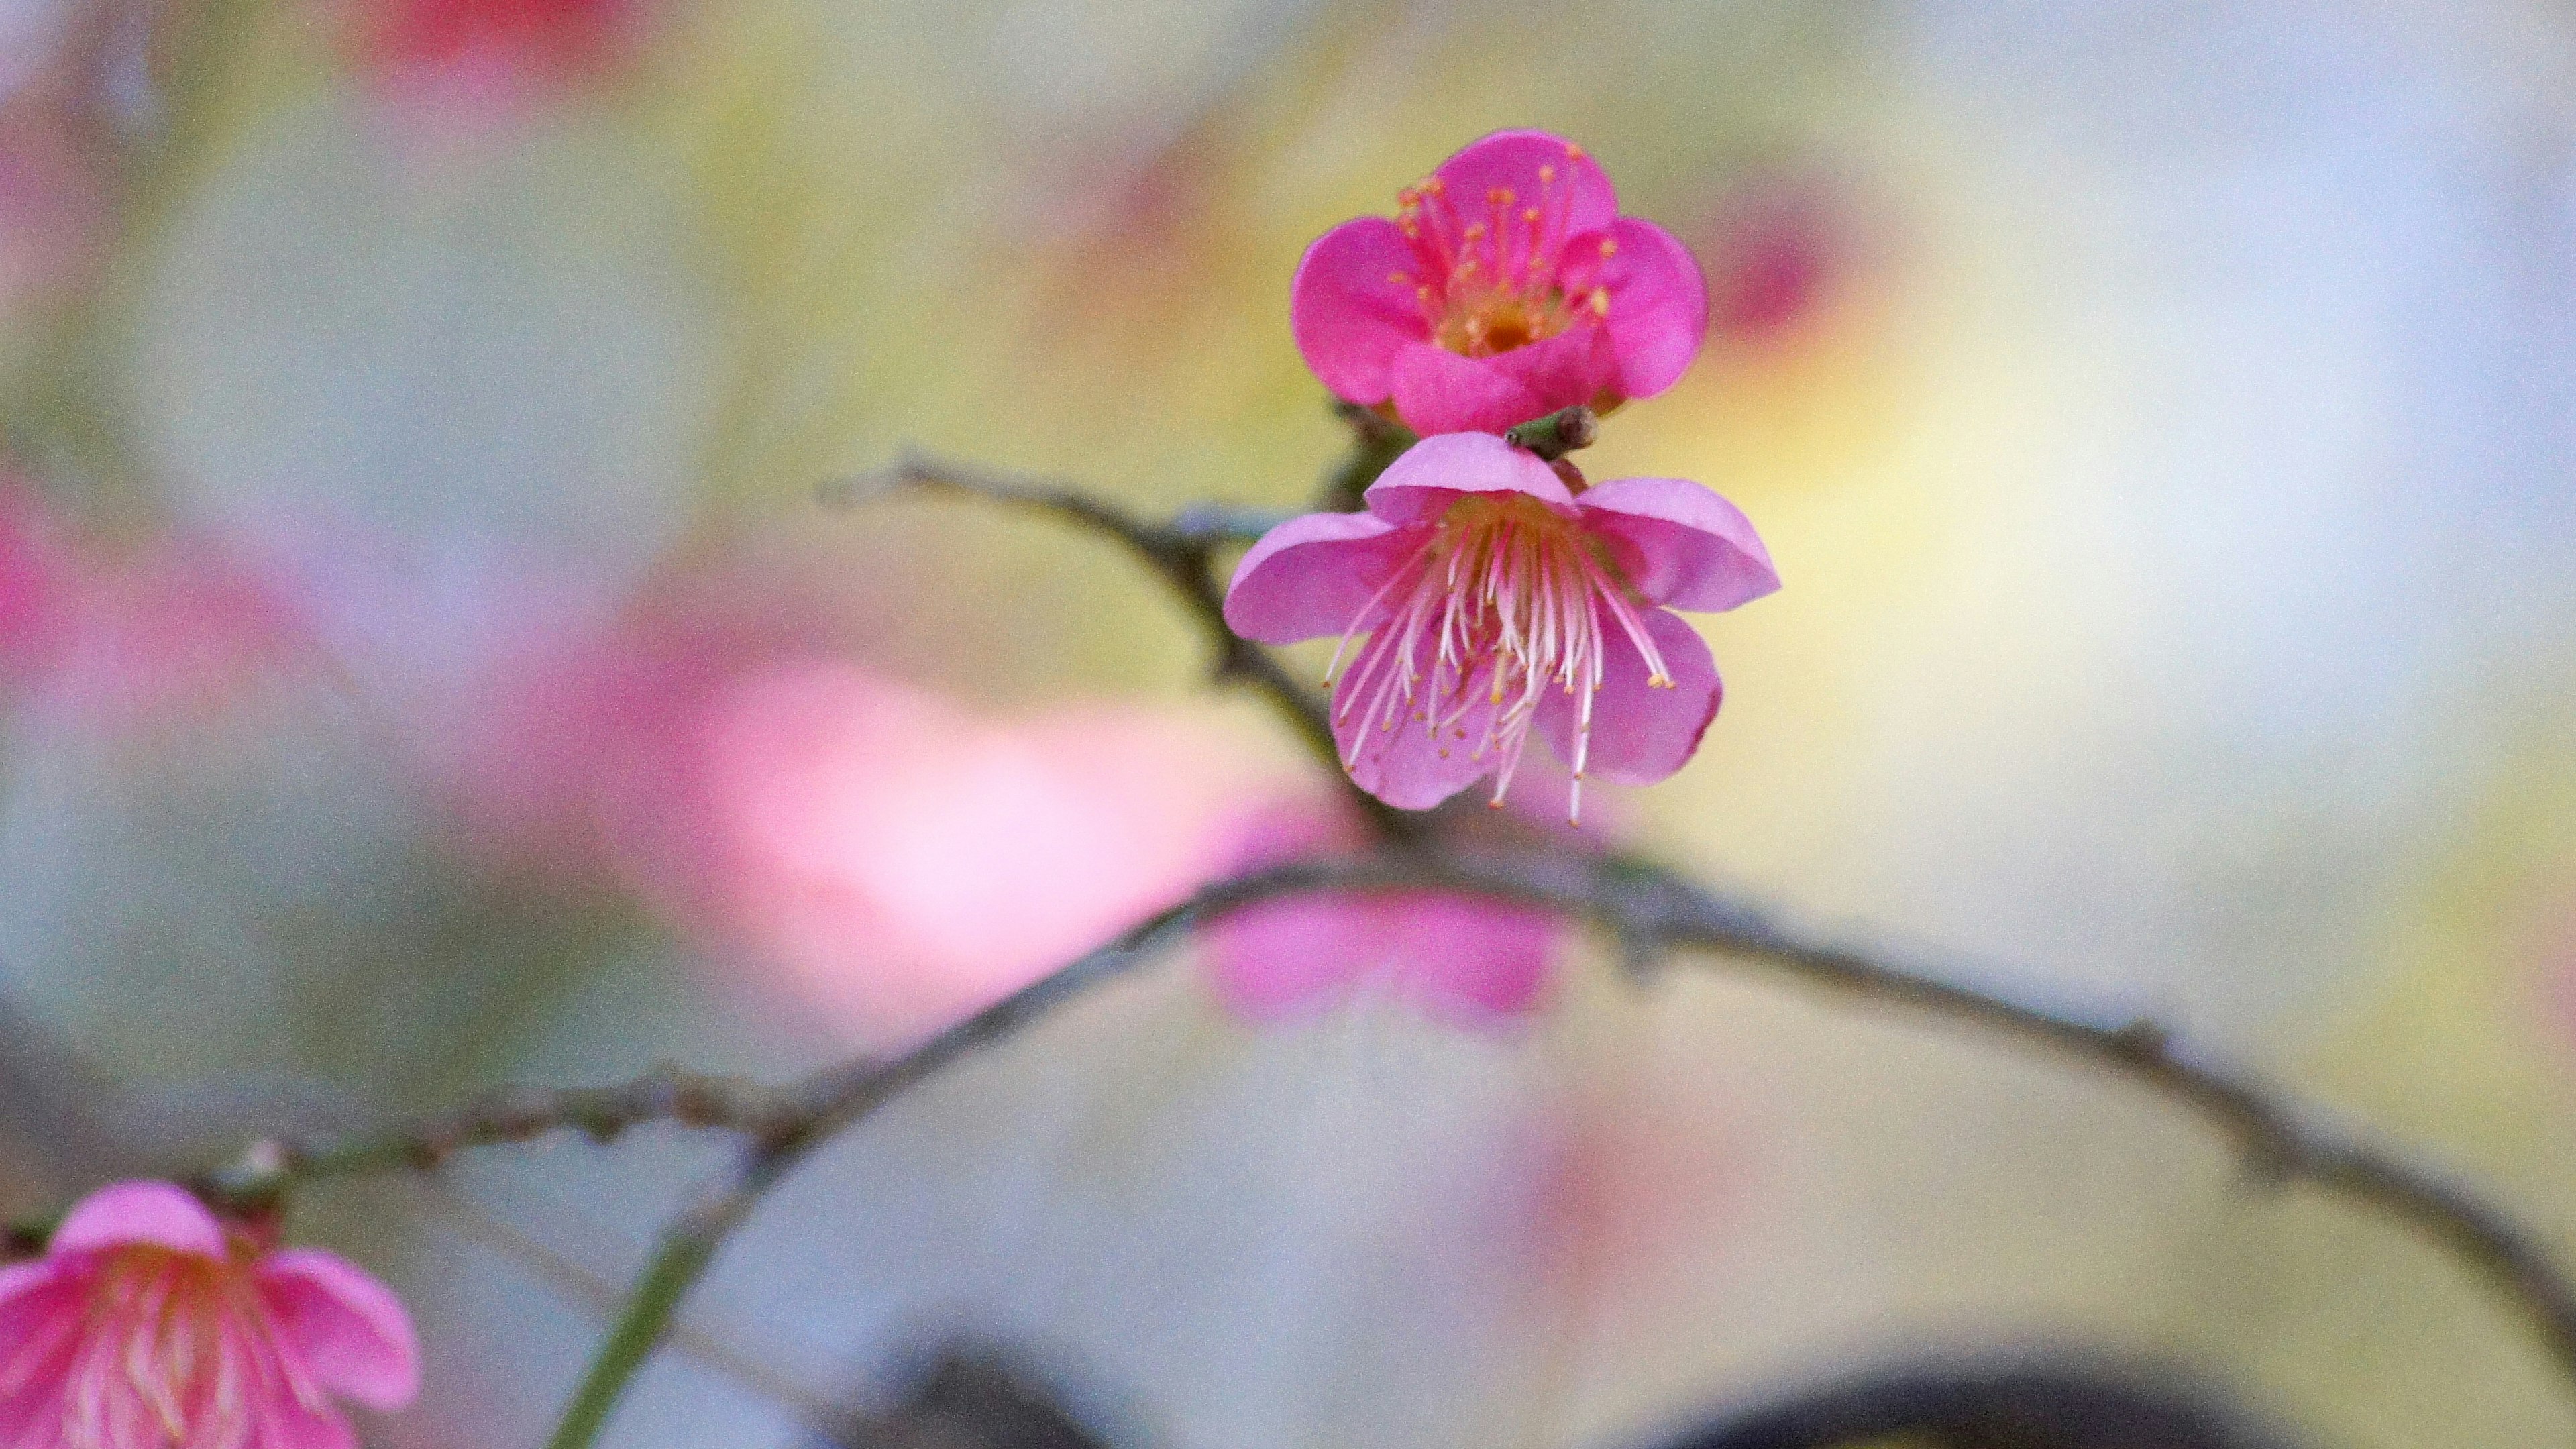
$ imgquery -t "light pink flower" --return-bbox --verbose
[1225,432,1777,816]
[677,663,1270,1048]
[1199,799,1560,1027]
[0,1181,419,1449]
[0,484,314,729]
[1292,130,1708,435]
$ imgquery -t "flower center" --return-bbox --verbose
[54,1248,309,1449]
[1325,494,1673,820]
[1389,149,1615,361]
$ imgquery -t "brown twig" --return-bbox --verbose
[319,846,2576,1449]
[828,453,1424,844]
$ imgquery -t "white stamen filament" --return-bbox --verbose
[1326,496,1672,822]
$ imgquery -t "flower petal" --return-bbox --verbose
[1577,476,1779,612]
[257,1399,360,1449]
[1334,653,1505,809]
[255,1250,421,1411]
[1386,893,1558,1024]
[1589,218,1709,400]
[1386,341,1553,436]
[1432,130,1617,237]
[1537,607,1719,787]
[1363,431,1576,527]
[1289,217,1432,405]
[1223,509,1416,644]
[1202,893,1382,1023]
[1477,323,1620,423]
[48,1181,225,1260]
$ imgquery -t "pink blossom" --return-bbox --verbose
[1199,798,1560,1027]
[0,1181,418,1449]
[1224,432,1777,816]
[1291,130,1708,435]
[348,0,639,113]
[676,663,1267,1048]
[0,485,313,729]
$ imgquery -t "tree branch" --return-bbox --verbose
[370,846,2576,1449]
[826,453,1424,844]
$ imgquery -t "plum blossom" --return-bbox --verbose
[674,663,1271,1049]
[1225,431,1776,816]
[0,485,313,728]
[348,0,639,111]
[1292,129,1708,435]
[0,1181,419,1449]
[1199,798,1561,1027]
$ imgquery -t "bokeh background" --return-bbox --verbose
[3,1,2576,1445]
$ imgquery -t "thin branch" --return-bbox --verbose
[199,1067,800,1209]
[826,453,1423,844]
[532,845,2576,1449]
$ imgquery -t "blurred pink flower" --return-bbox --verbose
[675,663,1265,1048]
[0,1180,418,1449]
[1199,798,1559,1027]
[350,0,640,110]
[0,486,313,729]
[1224,432,1777,816]
[1293,129,1707,435]
[1701,176,1847,343]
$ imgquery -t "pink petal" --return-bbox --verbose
[256,1398,361,1449]
[0,1261,85,1414]
[1589,218,1709,400]
[1202,894,1382,1023]
[1477,323,1621,423]
[1222,510,1416,645]
[1386,342,1552,436]
[1387,893,1559,1024]
[1334,653,1507,809]
[1576,476,1779,612]
[1432,131,1617,237]
[48,1181,225,1260]
[1289,217,1432,405]
[1363,431,1576,528]
[1537,607,1719,787]
[254,1250,420,1411]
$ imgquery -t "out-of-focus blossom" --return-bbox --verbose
[1292,129,1707,435]
[0,485,312,729]
[1699,175,1848,343]
[1225,432,1776,816]
[347,0,641,111]
[0,1180,418,1449]
[1504,1083,1750,1312]
[673,662,1263,1048]
[1199,798,1560,1027]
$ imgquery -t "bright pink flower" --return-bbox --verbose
[1200,799,1560,1027]
[0,1181,419,1449]
[1291,130,1708,435]
[1225,432,1777,816]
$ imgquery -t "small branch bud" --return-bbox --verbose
[1504,405,1597,461]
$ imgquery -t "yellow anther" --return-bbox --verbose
[1538,164,1556,183]
[1599,237,1618,257]
[1589,287,1610,315]
[1463,222,1486,239]
[1488,187,1515,206]
[1387,271,1411,286]
[1522,207,1541,224]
